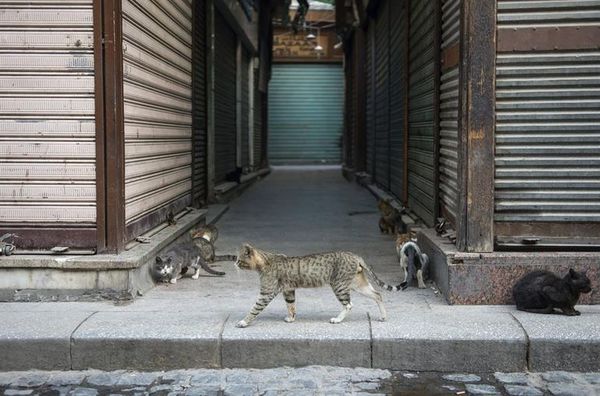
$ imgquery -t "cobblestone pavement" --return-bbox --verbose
[1,367,599,396]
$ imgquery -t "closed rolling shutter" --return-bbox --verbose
[495,0,600,246]
[408,0,437,227]
[344,45,354,168]
[192,0,207,207]
[365,24,375,176]
[241,47,250,169]
[438,0,461,225]
[0,1,96,248]
[122,0,192,229]
[214,10,237,183]
[254,67,263,168]
[268,64,344,165]
[374,0,390,189]
[389,0,408,200]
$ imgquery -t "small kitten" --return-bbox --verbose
[513,269,592,315]
[234,244,405,328]
[190,223,219,243]
[396,240,428,289]
[377,199,400,234]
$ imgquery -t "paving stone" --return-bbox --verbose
[465,384,501,395]
[48,372,87,386]
[402,373,418,379]
[85,373,119,387]
[150,385,182,394]
[68,388,98,396]
[442,374,481,383]
[583,373,600,385]
[222,384,255,396]
[115,373,158,386]
[4,390,33,396]
[0,374,23,387]
[354,382,380,391]
[442,385,460,391]
[160,372,192,386]
[547,383,594,396]
[184,386,220,396]
[289,378,319,389]
[11,373,51,388]
[541,372,576,383]
[494,372,529,385]
[504,385,543,396]
[48,386,72,396]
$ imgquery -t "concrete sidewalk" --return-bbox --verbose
[1,167,599,372]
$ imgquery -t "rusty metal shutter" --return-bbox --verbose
[192,0,207,207]
[122,0,192,229]
[241,47,250,169]
[374,0,390,189]
[438,0,461,225]
[214,10,237,183]
[408,0,437,227]
[254,67,263,168]
[0,1,96,248]
[495,0,600,246]
[365,23,375,176]
[389,0,408,200]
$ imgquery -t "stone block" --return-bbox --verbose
[71,312,226,370]
[221,312,371,368]
[0,311,92,370]
[371,311,527,372]
[514,312,600,371]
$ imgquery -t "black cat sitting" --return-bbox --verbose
[513,269,592,316]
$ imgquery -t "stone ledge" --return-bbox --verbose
[419,228,600,305]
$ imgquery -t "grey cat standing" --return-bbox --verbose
[513,269,592,315]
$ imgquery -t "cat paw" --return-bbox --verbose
[169,278,177,284]
[235,320,249,328]
[400,281,408,290]
[284,316,296,323]
[378,316,387,322]
[575,310,581,316]
[191,274,200,280]
[329,317,342,324]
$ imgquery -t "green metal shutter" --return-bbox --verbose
[366,24,375,176]
[241,47,250,168]
[268,64,344,165]
[408,0,437,226]
[374,0,390,189]
[439,0,461,225]
[192,0,207,206]
[214,10,237,183]
[389,0,408,200]
[495,0,600,246]
[253,67,263,168]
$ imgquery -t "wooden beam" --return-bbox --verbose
[456,0,496,252]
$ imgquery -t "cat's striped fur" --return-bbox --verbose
[234,244,403,327]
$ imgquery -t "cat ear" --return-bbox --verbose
[242,243,253,253]
[569,268,576,277]
[156,256,162,263]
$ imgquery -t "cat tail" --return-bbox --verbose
[359,260,404,292]
[214,254,237,262]
[197,259,226,276]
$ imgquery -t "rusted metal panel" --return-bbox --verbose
[0,0,96,237]
[122,0,192,227]
[495,0,600,245]
[439,0,461,226]
[407,0,437,227]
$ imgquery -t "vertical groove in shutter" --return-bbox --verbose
[214,10,237,183]
[0,1,96,230]
[122,0,192,225]
[345,47,355,168]
[389,0,408,199]
[408,0,436,226]
[241,47,250,169]
[254,67,263,168]
[192,0,207,207]
[495,1,600,237]
[365,24,375,176]
[439,0,461,225]
[268,64,344,165]
[374,0,390,189]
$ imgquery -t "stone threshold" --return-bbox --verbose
[214,167,271,197]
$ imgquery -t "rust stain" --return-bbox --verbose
[470,128,484,140]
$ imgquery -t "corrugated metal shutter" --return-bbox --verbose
[438,0,461,225]
[344,46,354,168]
[214,10,237,183]
[241,47,250,169]
[495,0,600,243]
[268,64,344,165]
[374,0,390,189]
[408,0,437,227]
[253,67,263,168]
[389,0,408,199]
[365,24,375,176]
[0,1,96,243]
[122,0,192,226]
[192,0,207,207]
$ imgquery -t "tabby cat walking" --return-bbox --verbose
[234,244,404,327]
